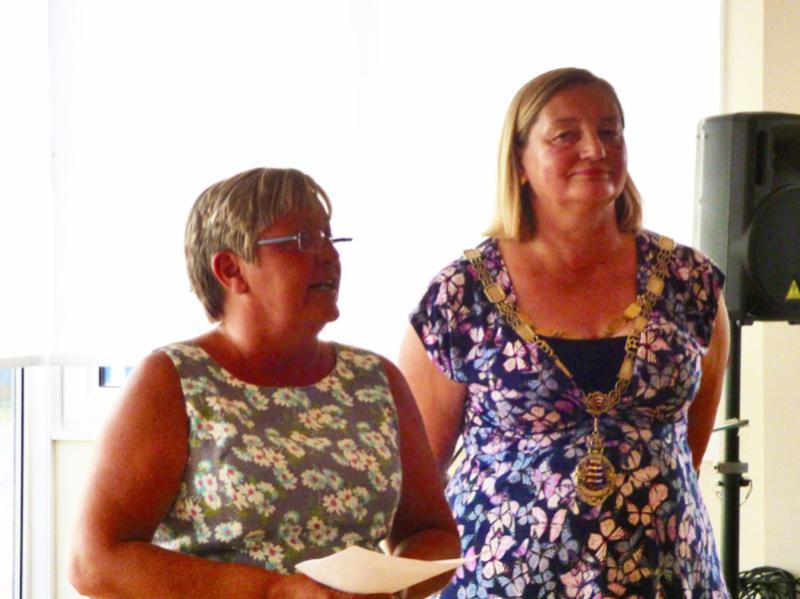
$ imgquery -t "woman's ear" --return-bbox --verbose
[514,150,527,185]
[211,251,249,294]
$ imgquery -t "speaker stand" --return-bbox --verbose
[714,318,751,598]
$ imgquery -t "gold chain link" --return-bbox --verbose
[465,236,675,505]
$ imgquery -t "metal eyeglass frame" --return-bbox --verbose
[255,229,353,253]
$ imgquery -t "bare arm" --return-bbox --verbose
[687,296,731,471]
[68,351,368,599]
[397,327,467,477]
[380,357,461,599]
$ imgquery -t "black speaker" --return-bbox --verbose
[694,112,800,322]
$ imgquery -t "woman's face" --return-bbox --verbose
[242,205,342,334]
[519,83,627,222]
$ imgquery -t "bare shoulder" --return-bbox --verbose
[134,349,182,386]
[95,349,187,468]
[378,355,405,387]
[378,355,416,411]
[114,350,184,420]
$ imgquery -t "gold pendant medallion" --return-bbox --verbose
[573,430,617,506]
[573,448,617,507]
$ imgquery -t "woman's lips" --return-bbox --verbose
[572,168,608,178]
[308,278,338,291]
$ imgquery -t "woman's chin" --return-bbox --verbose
[312,304,340,326]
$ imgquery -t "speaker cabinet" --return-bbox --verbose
[694,112,800,322]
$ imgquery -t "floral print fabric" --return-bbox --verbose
[153,342,401,572]
[410,230,729,598]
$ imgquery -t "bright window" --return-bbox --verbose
[48,0,722,363]
[0,369,18,597]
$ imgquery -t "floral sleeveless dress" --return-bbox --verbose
[152,342,402,573]
[410,230,729,598]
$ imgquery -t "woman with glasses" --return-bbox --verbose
[400,68,730,597]
[69,167,460,598]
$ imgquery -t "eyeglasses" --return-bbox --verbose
[255,229,353,253]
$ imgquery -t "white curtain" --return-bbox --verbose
[0,0,721,364]
[0,0,51,362]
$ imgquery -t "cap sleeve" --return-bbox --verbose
[674,246,725,351]
[408,261,471,382]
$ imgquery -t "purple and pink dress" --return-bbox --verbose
[410,230,729,598]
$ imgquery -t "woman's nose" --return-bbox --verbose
[317,237,340,263]
[579,131,606,160]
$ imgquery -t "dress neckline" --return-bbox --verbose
[539,334,629,346]
[485,230,649,342]
[480,231,659,393]
[180,340,342,390]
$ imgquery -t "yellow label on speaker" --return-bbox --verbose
[786,280,800,301]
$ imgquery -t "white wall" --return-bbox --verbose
[46,0,721,364]
[0,0,52,360]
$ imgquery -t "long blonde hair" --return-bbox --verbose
[486,67,642,241]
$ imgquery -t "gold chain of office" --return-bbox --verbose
[464,235,675,506]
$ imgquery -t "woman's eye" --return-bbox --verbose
[600,129,622,141]
[552,130,579,143]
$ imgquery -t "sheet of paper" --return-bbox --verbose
[295,545,468,594]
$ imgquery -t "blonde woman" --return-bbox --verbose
[400,68,730,597]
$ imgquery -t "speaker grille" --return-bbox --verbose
[748,187,800,317]
[695,111,800,321]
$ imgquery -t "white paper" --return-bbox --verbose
[295,545,468,594]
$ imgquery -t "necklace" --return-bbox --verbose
[464,235,675,506]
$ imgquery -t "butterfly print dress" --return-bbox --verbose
[410,230,729,598]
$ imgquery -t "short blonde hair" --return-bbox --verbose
[185,167,332,321]
[486,67,643,241]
